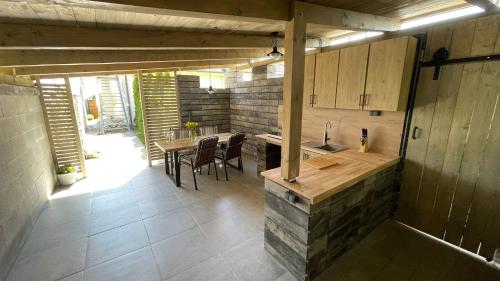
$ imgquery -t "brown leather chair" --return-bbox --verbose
[180,136,219,190]
[215,132,245,181]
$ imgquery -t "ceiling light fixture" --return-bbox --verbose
[207,63,215,95]
[400,5,484,30]
[267,32,283,58]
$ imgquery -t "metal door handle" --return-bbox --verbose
[364,94,369,106]
[359,95,363,106]
[412,126,419,139]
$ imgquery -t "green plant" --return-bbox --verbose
[132,75,145,145]
[57,164,76,174]
[185,121,199,130]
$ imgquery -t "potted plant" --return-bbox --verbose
[185,121,199,141]
[57,164,77,186]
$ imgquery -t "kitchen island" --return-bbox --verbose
[257,134,400,281]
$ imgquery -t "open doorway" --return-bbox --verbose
[69,75,149,186]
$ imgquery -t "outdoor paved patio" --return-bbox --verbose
[6,132,295,281]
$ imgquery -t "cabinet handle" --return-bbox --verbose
[412,126,419,140]
[309,95,313,106]
[364,94,369,106]
[359,95,363,106]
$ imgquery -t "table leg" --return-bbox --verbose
[174,151,181,187]
[164,152,170,175]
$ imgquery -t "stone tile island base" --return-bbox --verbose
[264,164,398,281]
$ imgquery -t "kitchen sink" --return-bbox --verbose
[302,141,347,153]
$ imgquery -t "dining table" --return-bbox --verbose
[154,132,233,187]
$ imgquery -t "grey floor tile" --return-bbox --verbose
[35,207,90,231]
[57,271,84,281]
[92,183,135,198]
[274,272,298,281]
[143,208,196,243]
[18,216,90,261]
[132,175,170,188]
[7,238,87,281]
[86,221,149,267]
[134,185,172,203]
[151,227,218,280]
[185,197,236,225]
[199,216,258,253]
[137,194,183,219]
[175,187,219,206]
[91,190,137,213]
[47,194,93,211]
[165,256,238,281]
[89,203,142,235]
[84,247,161,281]
[223,236,285,281]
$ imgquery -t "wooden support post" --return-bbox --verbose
[280,5,306,181]
[137,70,152,167]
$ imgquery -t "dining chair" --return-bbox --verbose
[214,132,245,181]
[179,136,219,190]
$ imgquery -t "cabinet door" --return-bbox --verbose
[365,36,416,111]
[303,54,316,107]
[336,44,369,110]
[314,50,339,108]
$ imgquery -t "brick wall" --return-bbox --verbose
[177,75,230,132]
[0,84,56,279]
[226,66,283,160]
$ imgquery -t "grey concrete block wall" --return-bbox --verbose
[177,75,231,132]
[178,68,283,161]
[226,67,283,160]
[0,84,56,279]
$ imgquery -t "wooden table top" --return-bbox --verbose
[261,149,399,204]
[154,132,233,153]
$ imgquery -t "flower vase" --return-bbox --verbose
[189,129,197,141]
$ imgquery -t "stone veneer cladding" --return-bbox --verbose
[177,75,231,132]
[0,84,56,279]
[226,65,283,160]
[264,164,398,281]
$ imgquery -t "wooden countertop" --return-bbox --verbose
[257,134,399,204]
[255,133,327,155]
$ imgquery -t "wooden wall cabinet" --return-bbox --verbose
[313,50,339,108]
[364,36,417,111]
[303,54,316,107]
[302,36,416,112]
[335,44,369,110]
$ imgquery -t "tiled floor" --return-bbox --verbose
[6,132,295,281]
[316,220,500,281]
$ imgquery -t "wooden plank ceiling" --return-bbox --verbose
[0,0,473,75]
[0,0,469,39]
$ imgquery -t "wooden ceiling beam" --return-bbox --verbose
[0,49,271,67]
[0,23,281,49]
[4,1,400,31]
[11,0,290,23]
[295,1,400,32]
[8,59,247,75]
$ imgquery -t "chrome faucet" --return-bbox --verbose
[323,120,331,145]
